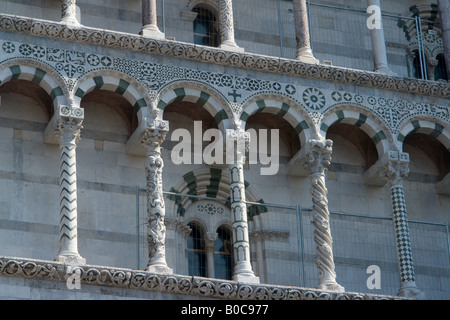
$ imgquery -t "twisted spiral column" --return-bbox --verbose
[227,129,259,283]
[303,139,344,292]
[140,110,172,274]
[54,105,85,264]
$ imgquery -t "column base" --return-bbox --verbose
[317,281,345,293]
[233,274,260,284]
[60,18,81,26]
[297,48,319,64]
[140,25,165,39]
[374,66,396,76]
[146,264,173,274]
[55,253,86,265]
[219,41,244,53]
[398,284,425,299]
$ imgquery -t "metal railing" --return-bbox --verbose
[135,188,450,298]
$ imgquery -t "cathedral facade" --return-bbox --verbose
[0,0,449,300]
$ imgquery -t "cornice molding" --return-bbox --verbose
[0,14,448,100]
[0,256,402,300]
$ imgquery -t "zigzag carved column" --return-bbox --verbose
[140,109,173,274]
[227,129,259,283]
[383,151,423,298]
[54,105,85,264]
[303,139,344,292]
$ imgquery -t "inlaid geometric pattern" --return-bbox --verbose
[391,186,416,283]
[59,145,78,244]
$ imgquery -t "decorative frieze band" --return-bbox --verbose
[0,13,448,99]
[0,256,402,300]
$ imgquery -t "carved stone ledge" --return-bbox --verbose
[0,13,448,99]
[0,256,404,300]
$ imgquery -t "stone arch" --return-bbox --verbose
[187,0,219,13]
[167,168,267,220]
[0,59,68,113]
[320,105,393,159]
[73,70,149,112]
[240,94,316,150]
[157,81,234,133]
[397,118,450,152]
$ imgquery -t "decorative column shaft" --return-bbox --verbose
[140,109,172,274]
[61,0,79,25]
[438,0,450,78]
[366,0,394,74]
[303,139,344,292]
[140,0,165,39]
[227,129,259,283]
[292,0,318,63]
[384,151,423,298]
[55,105,85,264]
[205,233,218,278]
[219,0,243,52]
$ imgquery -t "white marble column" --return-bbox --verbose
[303,139,344,292]
[227,129,259,283]
[383,151,423,298]
[366,0,394,75]
[54,105,85,265]
[60,0,79,25]
[292,0,318,64]
[140,109,172,274]
[205,233,218,278]
[140,0,165,39]
[218,0,243,52]
[438,0,450,78]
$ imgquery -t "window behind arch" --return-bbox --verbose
[214,225,233,280]
[193,7,219,47]
[412,49,424,79]
[435,54,448,81]
[187,222,207,277]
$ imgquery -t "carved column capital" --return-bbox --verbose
[302,139,333,174]
[55,105,84,146]
[205,232,218,250]
[226,129,250,165]
[383,151,410,188]
[140,109,169,153]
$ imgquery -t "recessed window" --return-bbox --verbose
[435,54,448,81]
[193,7,219,47]
[214,225,233,280]
[412,50,424,79]
[187,222,207,277]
